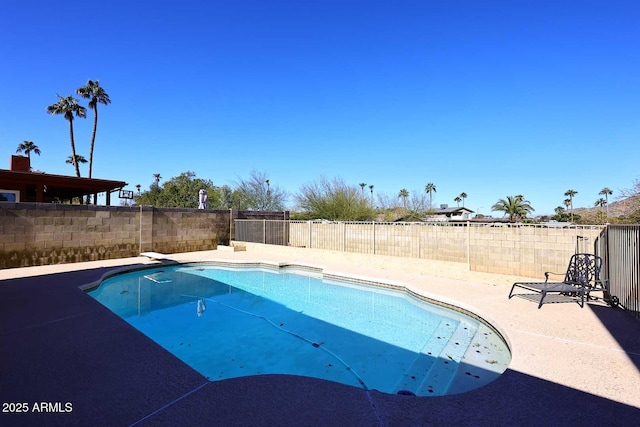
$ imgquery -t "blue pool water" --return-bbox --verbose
[88,264,510,396]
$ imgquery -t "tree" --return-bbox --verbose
[137,171,232,208]
[564,189,578,221]
[599,187,613,217]
[66,155,87,170]
[359,183,367,198]
[76,79,111,178]
[16,140,41,162]
[425,183,436,210]
[551,206,571,222]
[454,196,462,207]
[590,198,608,224]
[407,190,428,213]
[368,184,374,205]
[233,170,287,210]
[551,205,575,223]
[398,189,409,209]
[295,177,375,221]
[459,192,467,207]
[619,179,640,222]
[153,173,162,187]
[47,95,86,177]
[491,195,535,222]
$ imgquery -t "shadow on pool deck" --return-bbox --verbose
[1,265,639,426]
[588,303,640,374]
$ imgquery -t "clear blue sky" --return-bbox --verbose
[2,0,639,215]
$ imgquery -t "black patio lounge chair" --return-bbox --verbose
[509,253,605,308]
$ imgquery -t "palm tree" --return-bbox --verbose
[153,173,162,187]
[66,155,88,168]
[16,141,41,161]
[425,183,436,210]
[563,198,571,209]
[491,195,535,222]
[359,183,367,198]
[368,184,374,205]
[564,189,578,221]
[459,192,467,207]
[454,196,462,207]
[136,184,141,194]
[398,189,409,209]
[554,206,565,215]
[599,187,613,217]
[594,198,607,223]
[65,154,88,203]
[76,79,111,178]
[47,95,87,177]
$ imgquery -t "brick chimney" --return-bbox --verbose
[10,155,30,172]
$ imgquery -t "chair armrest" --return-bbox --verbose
[544,271,564,282]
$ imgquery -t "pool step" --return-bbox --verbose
[393,319,457,395]
[416,320,478,396]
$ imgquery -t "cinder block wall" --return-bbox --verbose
[0,204,284,269]
[1,204,141,268]
[288,222,604,278]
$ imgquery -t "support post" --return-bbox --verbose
[467,221,471,270]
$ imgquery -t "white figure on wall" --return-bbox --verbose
[198,189,208,209]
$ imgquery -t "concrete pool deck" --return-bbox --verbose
[1,243,639,426]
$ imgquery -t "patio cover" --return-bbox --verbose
[0,169,127,205]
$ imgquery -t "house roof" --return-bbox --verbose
[0,169,127,204]
[436,207,474,214]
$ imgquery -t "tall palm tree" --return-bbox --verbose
[491,195,535,222]
[563,198,571,210]
[398,188,409,209]
[76,79,111,178]
[47,95,87,177]
[425,183,436,210]
[153,173,162,187]
[564,189,578,221]
[368,184,374,205]
[459,192,467,207]
[359,183,367,198]
[16,141,41,161]
[66,155,88,168]
[454,196,462,207]
[599,187,613,217]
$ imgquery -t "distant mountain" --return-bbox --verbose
[574,195,640,218]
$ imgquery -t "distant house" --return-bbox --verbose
[427,206,475,222]
[394,205,475,223]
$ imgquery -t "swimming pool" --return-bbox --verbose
[88,263,510,396]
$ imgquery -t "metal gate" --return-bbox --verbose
[235,219,289,245]
[599,225,640,319]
